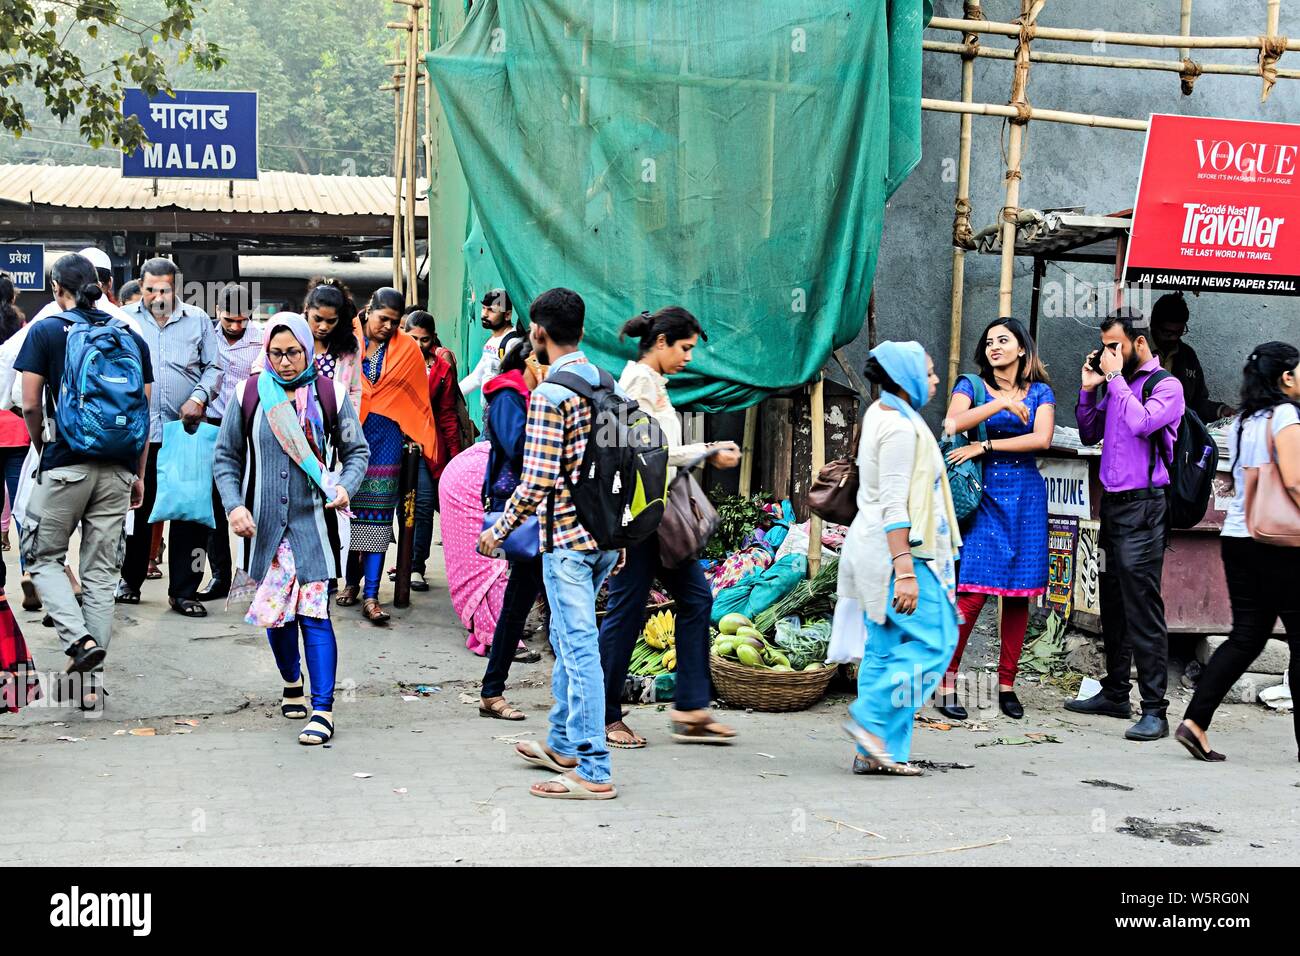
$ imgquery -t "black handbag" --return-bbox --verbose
[657,468,720,568]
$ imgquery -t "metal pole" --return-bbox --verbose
[807,376,825,578]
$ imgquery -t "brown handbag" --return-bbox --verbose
[808,421,861,526]
[1244,410,1300,547]
[657,468,720,568]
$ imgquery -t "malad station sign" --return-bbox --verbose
[1124,113,1300,296]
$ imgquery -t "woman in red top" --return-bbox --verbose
[402,311,465,591]
[0,273,39,713]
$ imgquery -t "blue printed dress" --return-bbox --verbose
[350,343,403,553]
[954,378,1054,597]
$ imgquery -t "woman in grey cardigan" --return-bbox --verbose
[214,314,369,745]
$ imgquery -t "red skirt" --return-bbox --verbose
[0,597,40,713]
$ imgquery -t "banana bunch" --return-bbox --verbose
[642,609,676,650]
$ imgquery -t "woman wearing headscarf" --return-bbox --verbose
[214,314,370,745]
[836,342,961,776]
[336,287,441,624]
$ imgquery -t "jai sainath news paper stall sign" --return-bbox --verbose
[121,89,258,180]
[1124,113,1300,295]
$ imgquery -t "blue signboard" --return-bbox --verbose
[121,89,259,180]
[0,243,45,291]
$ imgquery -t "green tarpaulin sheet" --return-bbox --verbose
[429,0,929,412]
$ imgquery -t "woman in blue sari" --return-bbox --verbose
[836,342,962,776]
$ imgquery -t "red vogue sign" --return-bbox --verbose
[1124,113,1300,295]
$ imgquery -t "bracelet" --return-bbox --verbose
[895,572,917,581]
[983,439,993,454]
[889,552,911,563]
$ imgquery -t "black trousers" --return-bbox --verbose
[480,556,544,699]
[1186,536,1300,749]
[1098,493,1170,717]
[120,442,208,600]
[204,419,231,587]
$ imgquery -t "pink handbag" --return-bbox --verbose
[1244,410,1300,547]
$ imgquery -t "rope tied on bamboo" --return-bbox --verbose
[961,33,981,60]
[962,0,986,21]
[1000,202,1022,227]
[1179,58,1202,96]
[1259,34,1288,102]
[953,197,976,249]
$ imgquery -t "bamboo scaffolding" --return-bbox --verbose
[928,15,1300,51]
[923,40,1300,82]
[922,97,1149,131]
[404,2,421,302]
[997,0,1040,317]
[807,376,825,578]
[946,0,979,393]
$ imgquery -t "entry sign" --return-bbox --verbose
[0,243,45,291]
[121,89,258,180]
[1124,114,1300,295]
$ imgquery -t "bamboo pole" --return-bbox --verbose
[404,3,420,302]
[997,1,1038,319]
[1262,0,1283,102]
[947,2,978,394]
[1179,0,1193,61]
[390,33,404,290]
[923,40,1300,81]
[738,405,758,498]
[928,15,1300,51]
[807,376,825,578]
[922,97,1148,132]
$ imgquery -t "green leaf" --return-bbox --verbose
[45,11,57,27]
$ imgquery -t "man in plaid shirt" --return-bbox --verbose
[478,288,622,800]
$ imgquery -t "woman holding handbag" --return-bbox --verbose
[598,307,740,748]
[936,318,1054,721]
[1178,342,1300,763]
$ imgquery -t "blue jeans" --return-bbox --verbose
[0,446,25,586]
[412,461,438,576]
[543,547,619,784]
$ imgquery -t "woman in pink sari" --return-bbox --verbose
[438,442,509,655]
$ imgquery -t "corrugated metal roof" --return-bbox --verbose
[975,209,1131,261]
[0,164,427,217]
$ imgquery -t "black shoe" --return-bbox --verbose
[1063,692,1131,719]
[196,580,230,602]
[999,690,1025,720]
[934,691,968,722]
[1125,714,1169,741]
[410,573,430,593]
[65,636,106,674]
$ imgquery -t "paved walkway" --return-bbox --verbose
[3,544,1297,866]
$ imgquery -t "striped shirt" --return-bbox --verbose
[490,350,601,552]
[210,322,265,420]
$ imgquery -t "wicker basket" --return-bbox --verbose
[709,652,837,712]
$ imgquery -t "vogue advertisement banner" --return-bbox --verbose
[1124,113,1300,296]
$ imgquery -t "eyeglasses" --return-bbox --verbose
[268,348,305,362]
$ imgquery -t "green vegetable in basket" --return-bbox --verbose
[802,662,824,672]
[770,664,794,673]
[735,644,765,668]
[764,649,792,668]
[714,639,737,658]
[719,613,753,636]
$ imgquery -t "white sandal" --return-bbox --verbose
[529,773,618,800]
[298,712,334,745]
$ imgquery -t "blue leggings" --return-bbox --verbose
[346,552,385,600]
[266,616,338,711]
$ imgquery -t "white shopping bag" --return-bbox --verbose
[826,596,868,665]
[10,444,40,530]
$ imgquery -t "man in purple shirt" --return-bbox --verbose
[1066,308,1185,742]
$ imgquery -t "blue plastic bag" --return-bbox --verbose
[148,420,220,528]
[710,553,808,626]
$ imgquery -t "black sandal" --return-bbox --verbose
[1175,722,1226,762]
[66,637,106,674]
[298,712,334,746]
[113,583,141,605]
[169,597,207,618]
[281,684,309,720]
[78,673,105,713]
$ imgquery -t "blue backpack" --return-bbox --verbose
[55,310,150,461]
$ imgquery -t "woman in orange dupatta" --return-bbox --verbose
[337,287,441,624]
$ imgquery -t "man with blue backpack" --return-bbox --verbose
[15,253,153,712]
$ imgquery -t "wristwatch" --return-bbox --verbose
[1105,370,1121,383]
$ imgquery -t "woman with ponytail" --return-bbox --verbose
[1178,342,1300,764]
[597,306,740,747]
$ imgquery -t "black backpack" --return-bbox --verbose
[546,368,668,550]
[1142,369,1218,529]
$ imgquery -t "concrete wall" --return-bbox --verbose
[846,0,1300,425]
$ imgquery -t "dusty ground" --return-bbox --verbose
[3,537,1297,867]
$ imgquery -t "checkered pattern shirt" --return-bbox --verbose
[490,352,597,552]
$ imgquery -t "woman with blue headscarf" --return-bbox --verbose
[214,314,370,746]
[835,342,962,776]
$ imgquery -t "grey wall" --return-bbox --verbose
[843,0,1300,425]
